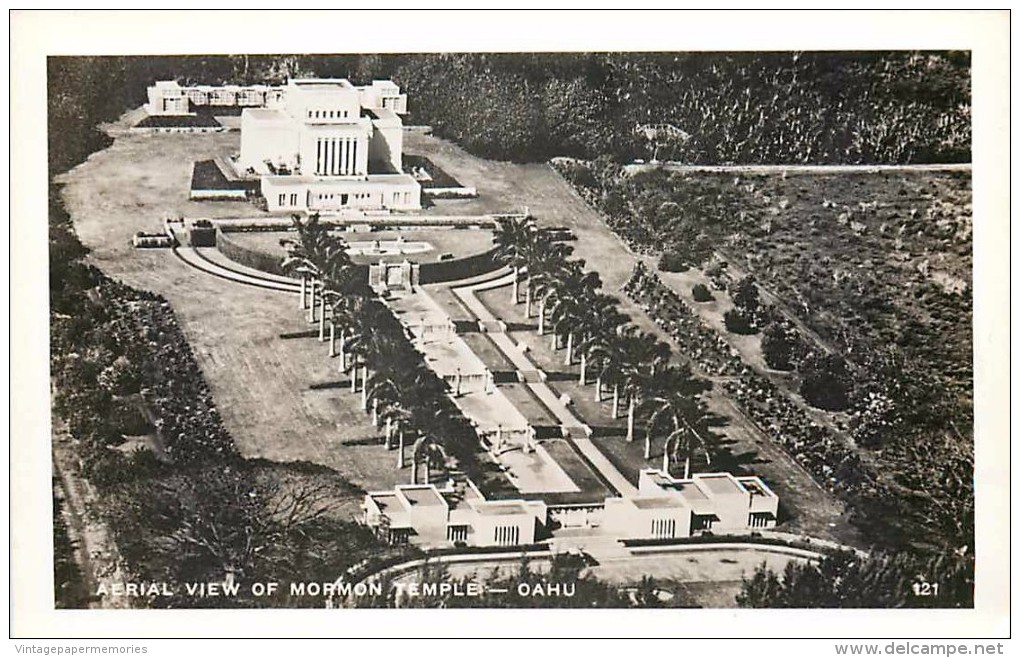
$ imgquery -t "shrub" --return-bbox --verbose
[110,399,153,436]
[799,353,853,411]
[730,275,760,313]
[704,260,728,279]
[761,321,802,371]
[724,308,758,335]
[692,283,714,302]
[658,251,689,272]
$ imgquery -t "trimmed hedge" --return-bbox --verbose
[417,247,500,284]
[425,543,549,557]
[217,229,497,285]
[620,533,839,556]
[215,229,289,277]
[188,222,217,247]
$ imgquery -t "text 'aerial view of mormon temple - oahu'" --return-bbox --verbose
[48,52,974,610]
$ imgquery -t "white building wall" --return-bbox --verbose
[285,83,362,122]
[707,493,750,533]
[470,514,535,547]
[262,177,421,213]
[239,113,300,172]
[369,122,403,172]
[602,499,692,540]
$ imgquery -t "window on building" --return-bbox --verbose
[651,518,676,539]
[278,193,286,206]
[447,525,469,543]
[493,525,520,546]
[290,193,298,206]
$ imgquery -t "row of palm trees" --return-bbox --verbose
[493,215,714,478]
[281,215,471,485]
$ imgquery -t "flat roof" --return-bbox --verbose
[365,107,401,121]
[290,78,354,89]
[243,108,289,121]
[632,496,688,510]
[441,484,483,511]
[737,476,776,497]
[676,482,709,502]
[399,486,446,508]
[697,474,744,496]
[368,493,403,514]
[473,502,528,516]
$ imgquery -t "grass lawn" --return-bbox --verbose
[58,114,407,492]
[135,114,221,129]
[455,332,517,374]
[422,282,479,324]
[496,383,559,427]
[56,122,265,265]
[536,439,613,505]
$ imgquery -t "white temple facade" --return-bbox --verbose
[238,78,420,212]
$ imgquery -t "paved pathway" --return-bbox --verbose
[453,273,637,496]
[172,245,300,293]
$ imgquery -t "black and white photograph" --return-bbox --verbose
[10,8,1010,644]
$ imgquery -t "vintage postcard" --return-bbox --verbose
[9,9,1010,642]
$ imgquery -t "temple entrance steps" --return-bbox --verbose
[561,425,593,440]
[516,370,547,385]
[478,320,507,333]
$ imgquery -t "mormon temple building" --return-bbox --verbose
[148,77,423,213]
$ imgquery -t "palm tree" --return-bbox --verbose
[546,263,601,364]
[520,232,572,318]
[661,423,713,479]
[530,242,574,334]
[411,436,448,485]
[589,330,628,409]
[492,215,534,305]
[341,326,370,393]
[406,403,457,481]
[280,238,322,315]
[618,330,672,443]
[576,294,626,387]
[379,395,412,453]
[390,404,414,468]
[641,365,713,466]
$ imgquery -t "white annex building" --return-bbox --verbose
[363,469,779,548]
[363,479,547,547]
[602,469,780,540]
[239,78,421,213]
